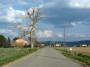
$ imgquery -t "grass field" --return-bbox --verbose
[0,48,37,66]
[55,47,90,67]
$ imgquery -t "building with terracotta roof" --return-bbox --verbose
[13,38,29,48]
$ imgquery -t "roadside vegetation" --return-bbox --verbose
[55,47,90,67]
[0,48,38,66]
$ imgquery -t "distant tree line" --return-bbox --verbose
[0,35,11,48]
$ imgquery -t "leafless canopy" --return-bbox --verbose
[15,6,44,48]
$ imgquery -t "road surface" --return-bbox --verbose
[2,47,83,67]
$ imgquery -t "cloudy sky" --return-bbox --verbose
[0,0,90,41]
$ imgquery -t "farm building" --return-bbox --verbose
[13,38,29,48]
[55,44,60,47]
[80,44,88,47]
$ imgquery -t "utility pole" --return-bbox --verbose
[64,23,66,47]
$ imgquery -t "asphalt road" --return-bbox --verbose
[2,47,83,67]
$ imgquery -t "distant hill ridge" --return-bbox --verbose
[66,40,90,47]
[41,40,90,47]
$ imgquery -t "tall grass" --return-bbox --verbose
[55,48,90,67]
[0,48,37,66]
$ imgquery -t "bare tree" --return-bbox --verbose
[24,6,44,48]
[14,6,44,48]
[15,23,29,38]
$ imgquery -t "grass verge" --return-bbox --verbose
[0,48,38,66]
[55,48,90,67]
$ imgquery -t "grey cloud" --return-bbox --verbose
[42,0,90,28]
[1,0,90,28]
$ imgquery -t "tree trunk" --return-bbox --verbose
[31,42,34,48]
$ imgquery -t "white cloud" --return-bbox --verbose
[71,22,77,27]
[39,4,44,8]
[37,31,64,38]
[37,30,53,38]
[67,33,90,38]
[57,33,63,38]
[70,22,84,27]
[69,0,90,8]
[44,30,53,37]
[0,7,25,23]
[0,29,18,36]
[6,7,25,23]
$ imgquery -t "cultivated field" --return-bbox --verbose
[55,47,90,66]
[56,47,90,55]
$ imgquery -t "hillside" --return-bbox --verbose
[41,40,90,47]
